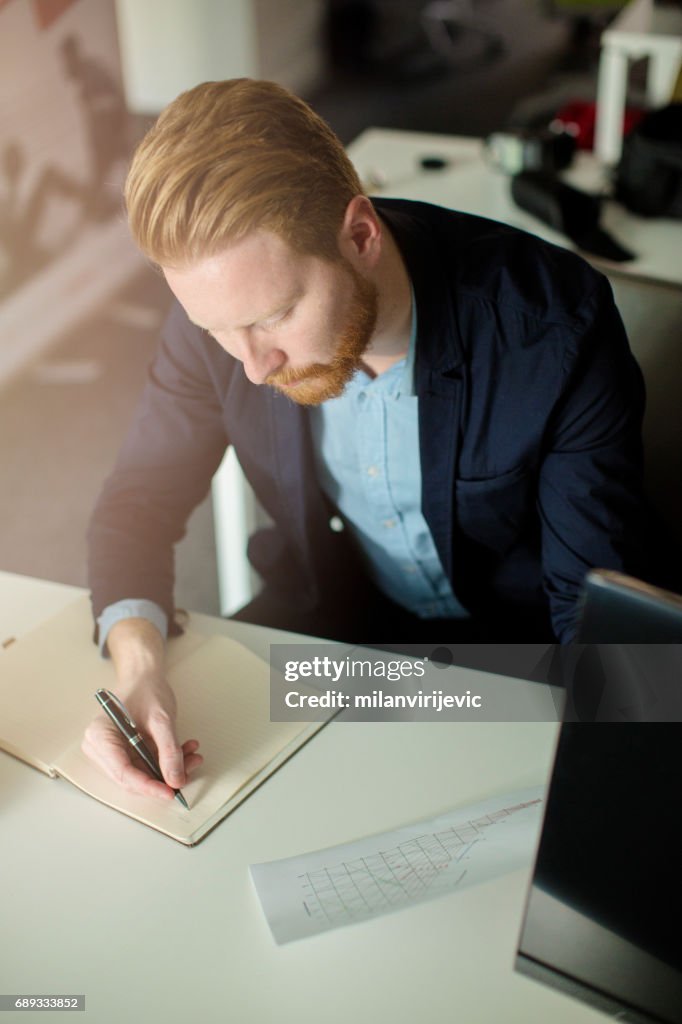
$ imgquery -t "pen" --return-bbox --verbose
[94,688,189,809]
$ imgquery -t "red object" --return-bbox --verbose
[553,100,646,151]
[32,0,80,30]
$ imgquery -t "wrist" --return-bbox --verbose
[107,618,169,703]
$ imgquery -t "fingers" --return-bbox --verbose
[82,715,203,801]
[182,740,203,778]
[82,719,175,801]
[145,705,186,789]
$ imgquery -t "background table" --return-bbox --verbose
[0,571,605,1024]
[347,127,682,289]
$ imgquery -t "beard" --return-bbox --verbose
[265,264,379,406]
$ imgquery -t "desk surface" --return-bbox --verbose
[347,128,682,289]
[0,571,605,1024]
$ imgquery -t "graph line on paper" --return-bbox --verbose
[297,797,541,926]
[250,786,545,944]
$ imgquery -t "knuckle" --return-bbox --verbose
[83,719,100,743]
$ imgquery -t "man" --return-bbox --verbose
[83,78,655,800]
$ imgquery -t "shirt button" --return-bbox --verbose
[403,565,417,575]
[383,518,397,529]
[357,391,366,404]
[367,465,379,477]
[329,516,344,533]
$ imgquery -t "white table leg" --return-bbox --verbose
[211,448,256,616]
[595,44,630,164]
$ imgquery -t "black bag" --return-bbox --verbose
[511,172,635,262]
[614,104,682,218]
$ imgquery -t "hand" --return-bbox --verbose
[82,616,202,801]
[82,678,203,801]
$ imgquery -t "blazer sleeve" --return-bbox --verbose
[87,302,229,632]
[537,276,651,642]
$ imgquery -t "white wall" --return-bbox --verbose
[115,0,326,114]
[115,0,258,113]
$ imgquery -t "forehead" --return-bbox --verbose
[162,230,312,329]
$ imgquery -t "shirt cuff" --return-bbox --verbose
[97,599,168,658]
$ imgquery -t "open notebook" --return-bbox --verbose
[0,597,330,845]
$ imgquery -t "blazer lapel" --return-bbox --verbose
[382,204,465,586]
[419,373,462,584]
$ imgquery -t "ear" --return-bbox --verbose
[337,195,382,268]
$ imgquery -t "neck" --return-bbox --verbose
[361,225,412,378]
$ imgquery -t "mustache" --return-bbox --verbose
[266,346,367,388]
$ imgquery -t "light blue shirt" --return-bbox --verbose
[97,598,168,656]
[308,296,466,620]
[98,293,467,652]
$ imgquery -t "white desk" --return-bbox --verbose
[346,127,682,289]
[0,571,609,1024]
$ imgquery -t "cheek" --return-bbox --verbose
[283,316,334,359]
[313,294,350,345]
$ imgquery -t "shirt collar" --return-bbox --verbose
[399,284,417,398]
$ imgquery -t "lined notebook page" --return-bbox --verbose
[0,597,117,771]
[0,597,205,772]
[1,596,321,843]
[53,634,317,843]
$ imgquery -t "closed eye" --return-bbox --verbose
[259,306,294,330]
[195,303,295,337]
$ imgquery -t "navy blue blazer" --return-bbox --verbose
[88,198,655,642]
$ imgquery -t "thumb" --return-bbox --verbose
[145,706,185,788]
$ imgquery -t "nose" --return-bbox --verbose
[240,339,286,385]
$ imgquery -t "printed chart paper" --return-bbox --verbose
[251,786,544,943]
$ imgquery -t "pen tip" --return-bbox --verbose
[175,790,189,810]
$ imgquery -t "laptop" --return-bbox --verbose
[515,723,682,1023]
[577,569,682,643]
[516,570,682,1021]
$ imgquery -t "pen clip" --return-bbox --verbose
[100,688,138,730]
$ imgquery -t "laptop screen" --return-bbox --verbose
[516,723,682,1023]
[577,570,682,643]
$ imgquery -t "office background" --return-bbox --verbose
[0,0,680,616]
